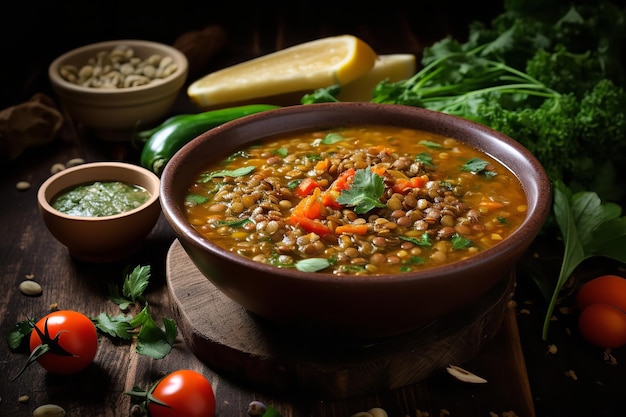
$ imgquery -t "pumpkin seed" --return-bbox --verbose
[50,163,66,174]
[19,280,42,296]
[33,404,66,417]
[446,364,488,384]
[16,181,30,191]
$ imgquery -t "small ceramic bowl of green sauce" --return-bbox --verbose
[37,161,161,262]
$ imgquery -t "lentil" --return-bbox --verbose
[185,125,527,275]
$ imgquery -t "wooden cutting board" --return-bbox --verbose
[165,239,535,415]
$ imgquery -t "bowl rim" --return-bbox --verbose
[48,39,188,95]
[160,102,552,284]
[38,161,161,221]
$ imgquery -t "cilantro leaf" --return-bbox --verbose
[198,166,255,183]
[321,132,346,144]
[185,194,208,205]
[133,306,176,359]
[400,234,432,247]
[336,169,386,214]
[122,265,150,303]
[92,312,134,340]
[296,258,331,272]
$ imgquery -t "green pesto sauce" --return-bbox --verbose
[51,181,151,217]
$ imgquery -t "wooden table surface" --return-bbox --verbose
[1,3,625,417]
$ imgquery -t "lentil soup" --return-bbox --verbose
[184,125,527,275]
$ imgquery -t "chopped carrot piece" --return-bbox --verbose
[289,215,332,236]
[335,224,368,235]
[314,158,330,173]
[391,174,429,193]
[291,187,325,219]
[295,177,321,197]
[370,164,387,177]
[329,168,355,192]
[479,199,505,210]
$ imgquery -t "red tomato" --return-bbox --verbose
[576,275,626,311]
[29,310,98,374]
[578,303,626,348]
[149,370,216,417]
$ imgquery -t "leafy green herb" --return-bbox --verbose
[321,132,346,144]
[305,154,323,161]
[215,218,252,228]
[540,181,626,339]
[301,1,626,199]
[296,258,331,272]
[224,150,250,163]
[451,234,473,250]
[8,265,179,360]
[94,265,179,359]
[400,234,432,247]
[336,168,386,214]
[419,140,445,149]
[300,85,341,104]
[6,320,34,350]
[460,158,497,178]
[197,166,255,183]
[415,152,435,167]
[185,193,208,205]
[273,147,288,157]
[287,179,301,189]
[403,255,426,267]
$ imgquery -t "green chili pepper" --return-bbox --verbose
[139,104,281,175]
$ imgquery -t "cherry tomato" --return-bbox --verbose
[29,310,98,374]
[576,275,626,311]
[578,303,626,348]
[149,370,216,417]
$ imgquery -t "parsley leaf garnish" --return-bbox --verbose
[95,265,178,359]
[335,169,386,214]
[197,166,255,183]
[460,158,497,178]
[321,132,346,144]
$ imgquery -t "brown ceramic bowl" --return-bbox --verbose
[48,39,188,141]
[38,162,161,263]
[160,102,551,339]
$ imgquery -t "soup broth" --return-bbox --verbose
[184,125,528,275]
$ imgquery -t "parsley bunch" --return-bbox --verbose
[94,265,178,359]
[304,0,626,201]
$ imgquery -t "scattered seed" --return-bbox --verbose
[18,395,29,403]
[367,408,388,417]
[446,364,488,384]
[247,401,266,416]
[49,302,59,312]
[566,369,578,380]
[25,273,35,279]
[19,280,42,296]
[519,308,531,315]
[33,404,66,417]
[16,181,30,191]
[50,163,66,174]
[66,158,85,168]
[547,344,558,354]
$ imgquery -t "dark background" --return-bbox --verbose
[1,1,505,109]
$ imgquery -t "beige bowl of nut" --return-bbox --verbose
[48,39,188,141]
[37,162,161,263]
